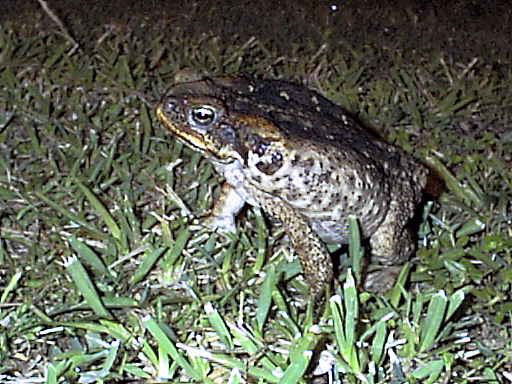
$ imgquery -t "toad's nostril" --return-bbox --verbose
[160,97,180,115]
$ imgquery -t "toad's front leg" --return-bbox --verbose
[203,182,246,233]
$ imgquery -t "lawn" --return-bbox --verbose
[0,16,511,383]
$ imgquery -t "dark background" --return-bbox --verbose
[2,0,511,63]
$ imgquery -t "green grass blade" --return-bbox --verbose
[74,179,124,245]
[64,256,112,319]
[424,154,484,208]
[445,289,465,321]
[46,363,57,384]
[143,315,203,381]
[279,330,319,384]
[420,291,447,352]
[177,342,278,383]
[161,227,191,272]
[131,247,167,284]
[455,218,485,238]
[253,207,268,272]
[371,321,387,365]
[343,269,359,348]
[68,235,109,275]
[330,280,361,373]
[330,295,346,351]
[256,264,278,332]
[348,216,363,283]
[411,359,444,383]
[205,302,234,350]
[389,263,411,308]
[228,322,278,373]
[36,191,103,237]
[1,270,22,304]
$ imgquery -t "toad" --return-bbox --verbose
[157,75,427,300]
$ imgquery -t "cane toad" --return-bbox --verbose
[156,75,427,299]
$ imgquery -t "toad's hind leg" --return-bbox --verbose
[369,199,415,265]
[366,199,415,292]
[260,199,333,301]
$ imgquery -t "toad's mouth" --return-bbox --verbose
[156,106,234,163]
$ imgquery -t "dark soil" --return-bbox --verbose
[2,0,512,64]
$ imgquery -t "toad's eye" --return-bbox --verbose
[189,105,216,126]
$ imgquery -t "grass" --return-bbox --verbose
[0,23,511,383]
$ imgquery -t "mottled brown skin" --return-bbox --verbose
[156,75,427,300]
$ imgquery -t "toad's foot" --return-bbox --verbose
[363,265,403,292]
